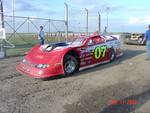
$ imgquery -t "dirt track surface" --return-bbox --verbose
[0,45,150,113]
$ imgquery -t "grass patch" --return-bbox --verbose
[6,34,67,56]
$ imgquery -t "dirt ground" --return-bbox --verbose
[0,44,150,113]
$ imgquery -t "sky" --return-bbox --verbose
[3,0,150,33]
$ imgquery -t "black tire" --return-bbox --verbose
[109,48,116,62]
[63,55,79,76]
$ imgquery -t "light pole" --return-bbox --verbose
[0,0,4,28]
[106,7,110,32]
[97,12,101,34]
[64,2,68,42]
[78,22,80,34]
[12,0,15,37]
[85,8,88,36]
[0,0,6,57]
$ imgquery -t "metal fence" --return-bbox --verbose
[5,15,67,42]
[0,2,103,57]
[2,13,100,56]
[2,15,79,56]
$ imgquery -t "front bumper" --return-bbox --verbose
[16,62,64,78]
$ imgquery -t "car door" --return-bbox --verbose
[92,36,109,63]
[80,36,109,66]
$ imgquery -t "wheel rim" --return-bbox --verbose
[110,50,115,60]
[64,59,76,74]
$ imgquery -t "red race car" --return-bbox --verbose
[16,35,123,78]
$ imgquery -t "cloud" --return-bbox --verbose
[70,0,101,5]
[129,18,141,25]
[67,0,105,10]
[8,0,55,14]
[127,7,150,12]
[3,0,41,13]
[3,0,12,14]
[129,17,150,25]
[15,0,42,12]
[67,0,124,14]
[3,0,59,17]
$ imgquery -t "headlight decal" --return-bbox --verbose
[36,64,49,69]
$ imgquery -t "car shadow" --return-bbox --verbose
[100,89,150,113]
[125,43,146,46]
[63,82,150,113]
[40,49,145,81]
[71,49,145,78]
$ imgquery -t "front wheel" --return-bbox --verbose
[63,55,79,76]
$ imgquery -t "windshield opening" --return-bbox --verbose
[71,37,86,45]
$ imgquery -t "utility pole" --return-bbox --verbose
[12,0,15,37]
[64,3,68,42]
[106,7,110,32]
[0,0,4,28]
[78,22,80,34]
[0,0,6,58]
[49,19,51,37]
[97,12,101,34]
[85,8,88,36]
[27,17,30,33]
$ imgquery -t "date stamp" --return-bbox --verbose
[109,99,138,105]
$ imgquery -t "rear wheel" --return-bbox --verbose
[109,48,116,61]
[63,55,79,76]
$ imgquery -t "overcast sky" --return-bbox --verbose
[3,0,150,33]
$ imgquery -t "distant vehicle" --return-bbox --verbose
[16,35,123,79]
[124,33,146,45]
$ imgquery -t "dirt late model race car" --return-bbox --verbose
[124,33,146,45]
[16,35,123,78]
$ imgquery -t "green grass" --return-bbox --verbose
[7,47,31,56]
[6,34,67,56]
[5,32,131,57]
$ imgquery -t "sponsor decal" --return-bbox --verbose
[87,60,92,64]
[36,55,44,59]
[90,52,93,55]
[54,63,62,67]
[85,56,93,60]
[94,45,107,59]
[22,66,30,72]
[81,47,86,50]
[77,48,81,51]
[81,58,85,62]
[80,62,86,65]
[54,47,65,50]
[80,53,86,58]
[85,53,91,57]
[39,46,44,51]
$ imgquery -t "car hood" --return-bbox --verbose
[24,43,80,64]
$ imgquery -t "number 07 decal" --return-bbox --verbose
[94,46,107,59]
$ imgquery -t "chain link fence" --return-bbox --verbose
[67,4,102,36]
[1,2,103,57]
[3,15,70,56]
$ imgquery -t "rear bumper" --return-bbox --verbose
[124,39,145,45]
[16,62,64,78]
